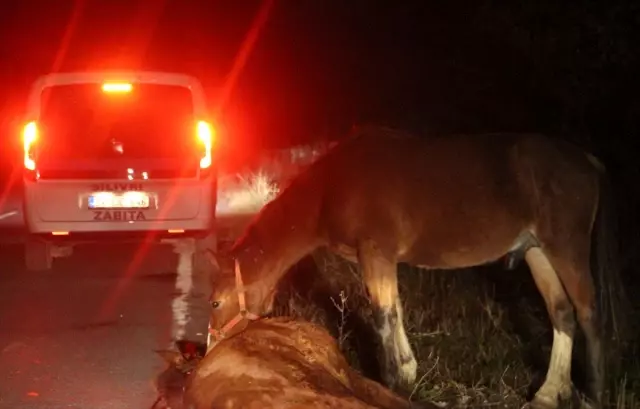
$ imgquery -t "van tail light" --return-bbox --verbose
[196,120,214,170]
[23,121,38,171]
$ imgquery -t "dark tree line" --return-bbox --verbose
[324,1,640,268]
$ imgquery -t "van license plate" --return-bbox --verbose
[88,192,150,209]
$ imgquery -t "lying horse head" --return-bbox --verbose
[206,254,267,346]
[153,340,206,409]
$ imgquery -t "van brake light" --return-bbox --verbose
[23,121,38,171]
[102,82,132,93]
[196,120,214,169]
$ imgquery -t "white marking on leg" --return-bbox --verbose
[378,303,418,388]
[394,300,417,386]
[547,328,573,387]
[378,312,395,387]
[379,313,392,342]
[535,328,574,406]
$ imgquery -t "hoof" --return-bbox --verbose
[383,355,418,391]
[398,355,418,387]
[530,394,559,409]
[530,383,574,409]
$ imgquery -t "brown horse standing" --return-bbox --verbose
[159,317,433,408]
[209,126,626,409]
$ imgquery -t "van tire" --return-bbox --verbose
[25,238,53,272]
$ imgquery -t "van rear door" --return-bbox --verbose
[25,81,213,223]
[34,82,204,179]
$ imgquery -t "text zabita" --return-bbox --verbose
[93,210,146,221]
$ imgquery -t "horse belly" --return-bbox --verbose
[400,214,527,270]
[321,133,532,269]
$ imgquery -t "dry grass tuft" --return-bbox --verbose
[218,171,280,215]
[272,249,640,409]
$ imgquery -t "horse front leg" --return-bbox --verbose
[358,240,417,391]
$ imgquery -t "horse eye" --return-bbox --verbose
[210,301,220,309]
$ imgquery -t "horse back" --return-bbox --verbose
[316,131,599,267]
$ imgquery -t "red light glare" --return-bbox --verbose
[196,121,214,169]
[23,121,38,171]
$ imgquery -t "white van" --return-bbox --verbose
[21,71,217,271]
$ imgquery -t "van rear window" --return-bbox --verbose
[37,83,199,161]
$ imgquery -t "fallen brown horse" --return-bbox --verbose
[158,316,433,408]
[208,126,627,409]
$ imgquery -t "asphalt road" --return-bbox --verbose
[0,169,261,408]
[0,241,180,409]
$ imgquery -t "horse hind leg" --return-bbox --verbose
[357,239,417,391]
[524,246,576,409]
[544,242,604,408]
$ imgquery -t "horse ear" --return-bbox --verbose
[202,248,237,277]
[214,249,239,277]
[202,248,221,271]
[155,349,185,367]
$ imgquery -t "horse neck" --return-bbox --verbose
[239,175,323,286]
[241,223,321,288]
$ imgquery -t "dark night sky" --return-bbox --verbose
[0,0,375,152]
[1,0,640,273]
[1,1,639,168]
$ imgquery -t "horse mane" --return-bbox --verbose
[228,152,327,257]
[228,124,416,257]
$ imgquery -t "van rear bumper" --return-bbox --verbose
[22,175,217,243]
[26,216,212,233]
[25,217,214,242]
[27,228,212,245]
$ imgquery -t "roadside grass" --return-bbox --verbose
[272,249,640,409]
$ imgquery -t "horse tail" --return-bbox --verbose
[592,162,629,367]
